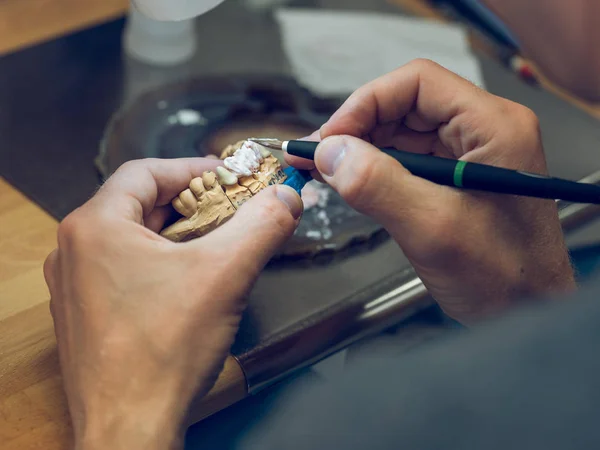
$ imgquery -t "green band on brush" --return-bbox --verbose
[453,160,467,188]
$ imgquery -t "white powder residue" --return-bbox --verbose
[167,109,208,126]
[317,210,330,226]
[317,187,330,208]
[306,230,322,239]
[303,180,331,211]
[223,141,265,177]
[300,180,334,241]
[301,183,320,209]
[313,209,332,240]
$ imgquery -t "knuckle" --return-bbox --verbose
[497,101,544,166]
[118,159,148,172]
[113,159,156,180]
[43,250,57,285]
[57,211,94,249]
[406,58,441,74]
[519,106,540,130]
[115,159,140,175]
[511,103,540,133]
[518,108,542,150]
[56,213,80,247]
[49,299,57,320]
[498,100,540,131]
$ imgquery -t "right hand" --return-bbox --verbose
[287,59,576,325]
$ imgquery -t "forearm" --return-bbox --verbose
[483,0,600,101]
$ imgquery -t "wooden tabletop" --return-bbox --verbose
[0,0,128,56]
[0,177,69,449]
[0,178,247,448]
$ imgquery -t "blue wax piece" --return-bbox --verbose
[283,167,312,194]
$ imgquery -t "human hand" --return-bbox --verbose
[287,59,575,325]
[43,159,302,450]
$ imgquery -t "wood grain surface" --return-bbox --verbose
[388,0,600,120]
[0,177,247,448]
[0,0,129,56]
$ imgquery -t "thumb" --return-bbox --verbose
[203,185,303,270]
[315,135,441,232]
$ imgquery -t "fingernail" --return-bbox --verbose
[299,129,321,142]
[275,185,304,220]
[316,137,346,177]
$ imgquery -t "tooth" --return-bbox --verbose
[219,140,245,159]
[202,171,217,189]
[189,177,205,198]
[216,166,238,186]
[180,188,196,205]
[259,147,272,158]
[175,189,198,218]
[172,197,187,217]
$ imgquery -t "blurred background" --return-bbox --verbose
[2,0,600,267]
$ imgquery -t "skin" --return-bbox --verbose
[44,60,575,449]
[44,158,303,450]
[287,59,576,324]
[482,0,600,102]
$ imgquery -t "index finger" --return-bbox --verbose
[91,158,221,223]
[320,59,487,139]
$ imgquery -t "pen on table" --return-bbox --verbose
[431,0,538,85]
[251,139,600,205]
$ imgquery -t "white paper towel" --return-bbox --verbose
[275,9,485,97]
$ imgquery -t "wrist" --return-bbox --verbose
[75,415,183,450]
[72,391,187,450]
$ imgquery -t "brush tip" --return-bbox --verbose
[248,138,284,150]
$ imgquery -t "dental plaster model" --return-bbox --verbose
[160,140,287,242]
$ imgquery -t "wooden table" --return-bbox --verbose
[0,178,247,449]
[0,0,128,56]
[0,177,69,449]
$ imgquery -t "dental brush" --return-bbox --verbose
[251,139,600,204]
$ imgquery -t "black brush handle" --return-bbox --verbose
[285,140,600,204]
[284,140,319,160]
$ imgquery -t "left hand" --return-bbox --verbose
[43,158,302,450]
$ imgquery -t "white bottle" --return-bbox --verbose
[131,0,227,21]
[244,0,291,12]
[124,0,227,66]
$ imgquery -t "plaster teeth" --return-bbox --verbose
[216,166,239,186]
[202,171,217,189]
[161,138,290,243]
[172,197,186,216]
[180,188,196,205]
[189,177,205,198]
[259,147,272,158]
[172,188,197,218]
